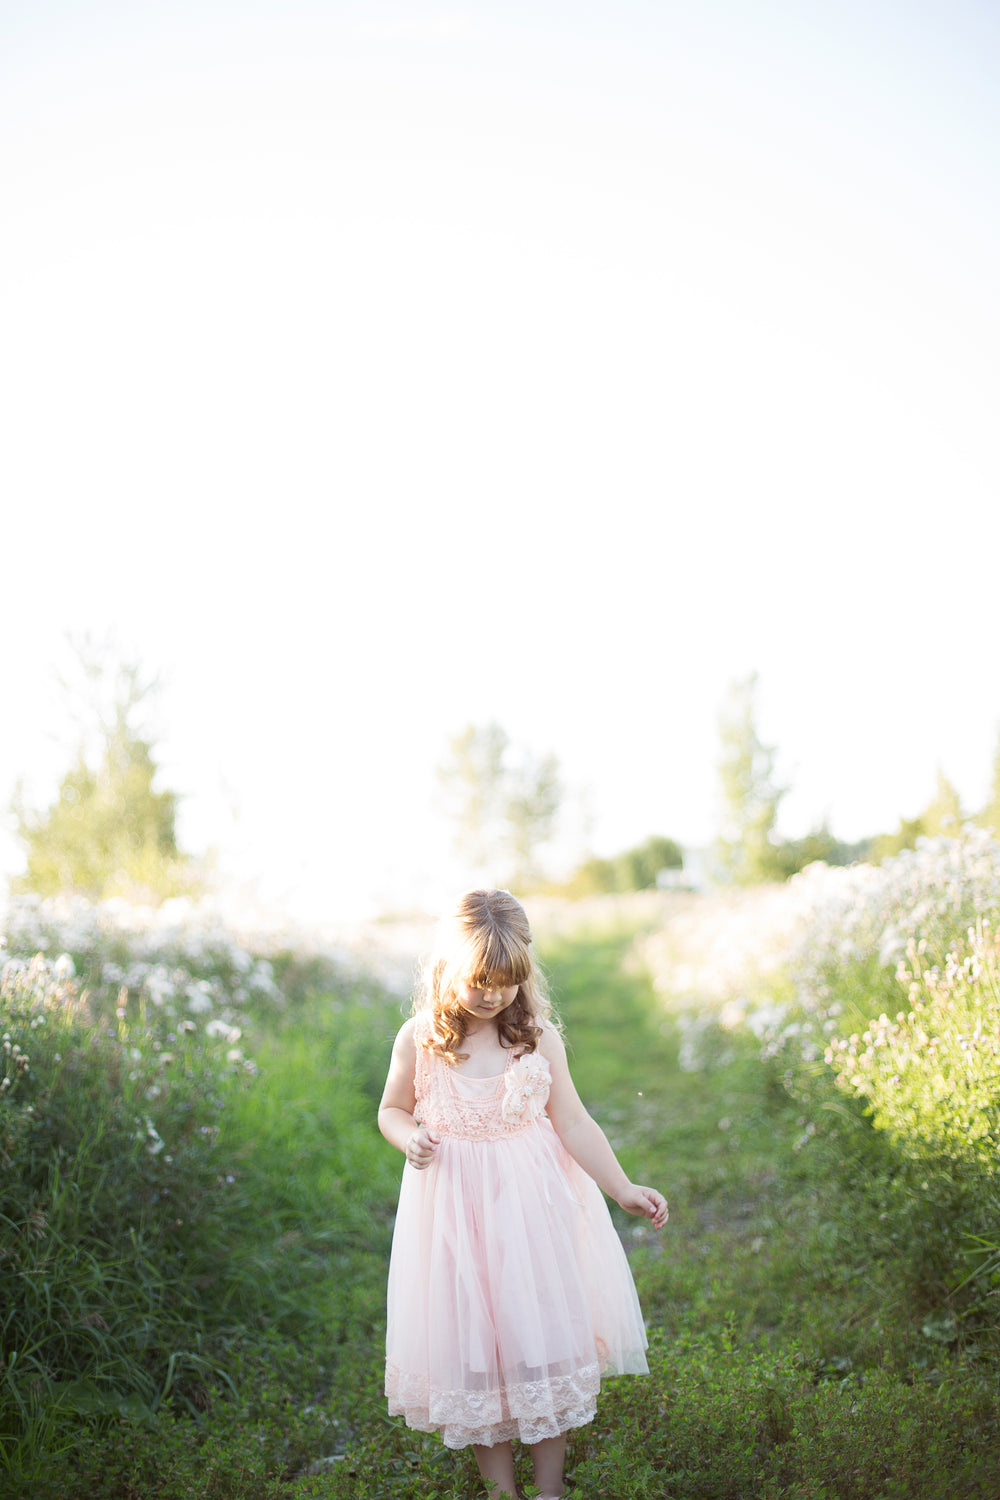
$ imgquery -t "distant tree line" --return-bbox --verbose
[551,835,684,897]
[435,723,685,895]
[715,673,1000,884]
[12,655,1000,906]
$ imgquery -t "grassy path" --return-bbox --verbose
[539,924,824,1353]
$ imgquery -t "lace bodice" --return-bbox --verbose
[413,1013,551,1141]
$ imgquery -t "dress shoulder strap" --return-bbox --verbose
[412,1010,437,1106]
[412,1010,435,1049]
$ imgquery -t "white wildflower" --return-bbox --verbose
[205,1019,242,1045]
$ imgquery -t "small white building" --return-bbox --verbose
[656,846,714,892]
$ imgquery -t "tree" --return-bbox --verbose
[437,722,561,889]
[12,644,193,902]
[561,855,620,897]
[715,674,788,884]
[920,767,964,838]
[613,835,683,891]
[504,750,562,890]
[870,768,964,863]
[436,722,508,872]
[769,825,872,878]
[558,835,684,896]
[871,815,927,863]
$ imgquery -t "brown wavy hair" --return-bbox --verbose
[414,889,555,1064]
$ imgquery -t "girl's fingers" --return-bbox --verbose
[406,1127,442,1168]
[638,1187,668,1225]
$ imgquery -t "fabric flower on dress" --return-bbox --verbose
[502,1053,551,1124]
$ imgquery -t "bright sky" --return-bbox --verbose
[2,0,999,920]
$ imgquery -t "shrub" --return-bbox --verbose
[0,950,246,1476]
[750,834,1000,1336]
[825,919,1000,1167]
[1,892,284,1042]
[0,899,398,1489]
[784,829,1000,1048]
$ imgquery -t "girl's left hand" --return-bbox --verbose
[617,1184,669,1229]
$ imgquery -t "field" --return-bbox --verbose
[2,842,1000,1498]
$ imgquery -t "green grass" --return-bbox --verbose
[6,914,1000,1498]
[214,990,404,1344]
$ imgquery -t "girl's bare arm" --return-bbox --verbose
[538,1026,668,1228]
[378,1019,439,1168]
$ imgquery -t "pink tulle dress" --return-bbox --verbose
[384,1014,649,1450]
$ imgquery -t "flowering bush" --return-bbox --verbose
[0,892,286,1082]
[610,837,1000,1327]
[0,946,250,1440]
[636,885,806,1011]
[630,833,1000,1163]
[646,831,1000,1067]
[0,894,317,1448]
[824,919,1000,1167]
[782,829,1000,1044]
[0,946,227,1165]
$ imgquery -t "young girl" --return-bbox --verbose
[378,888,668,1500]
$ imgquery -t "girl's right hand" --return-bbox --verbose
[405,1126,440,1170]
[617,1183,669,1229]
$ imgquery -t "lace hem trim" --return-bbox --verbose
[385,1361,601,1450]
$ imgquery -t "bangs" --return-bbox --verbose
[466,958,531,991]
[455,929,531,991]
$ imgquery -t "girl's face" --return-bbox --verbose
[454,979,519,1024]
